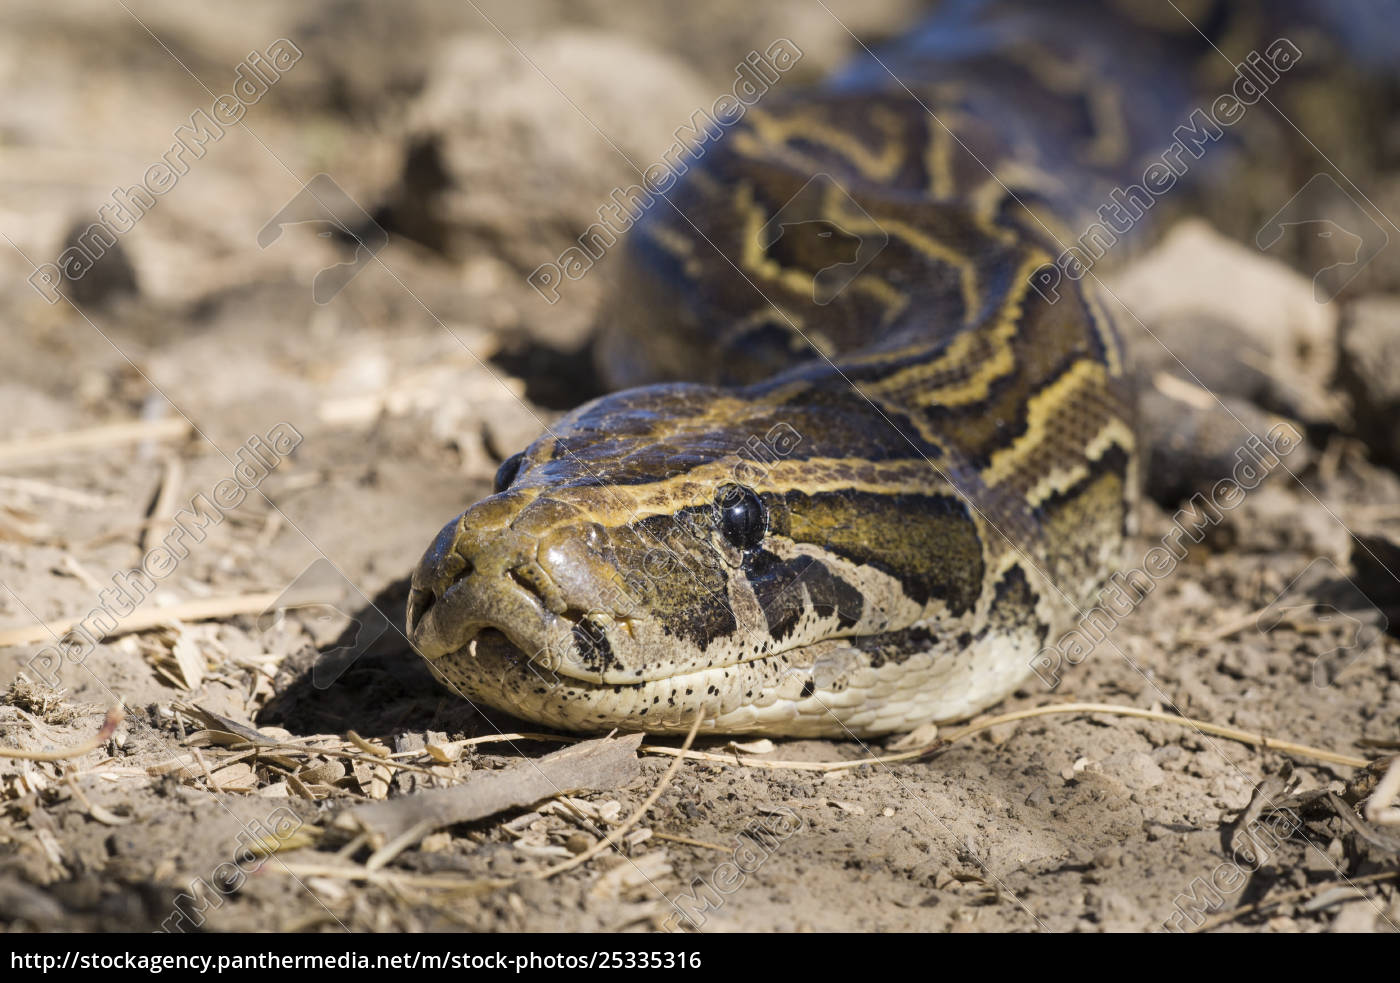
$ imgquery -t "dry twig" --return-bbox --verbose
[638,702,1371,772]
[0,705,124,762]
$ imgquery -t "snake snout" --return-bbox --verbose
[406,514,471,633]
[406,501,561,663]
[405,583,443,637]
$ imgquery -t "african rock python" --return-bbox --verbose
[404,1,1375,735]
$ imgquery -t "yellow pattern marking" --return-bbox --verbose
[981,358,1108,488]
[744,105,909,183]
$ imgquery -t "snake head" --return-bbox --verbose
[405,385,796,706]
[403,377,1010,735]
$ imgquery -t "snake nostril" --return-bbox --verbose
[505,567,539,597]
[506,563,568,614]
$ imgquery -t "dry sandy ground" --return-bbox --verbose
[0,0,1397,934]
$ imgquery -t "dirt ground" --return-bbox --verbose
[1,0,1398,934]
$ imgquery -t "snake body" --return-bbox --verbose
[404,2,1356,735]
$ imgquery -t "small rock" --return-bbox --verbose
[1109,219,1342,427]
[1092,846,1123,869]
[55,217,140,308]
[420,832,453,853]
[565,832,593,855]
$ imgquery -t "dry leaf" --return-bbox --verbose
[299,760,345,786]
[208,762,257,791]
[426,741,462,763]
[171,629,206,690]
[514,841,572,861]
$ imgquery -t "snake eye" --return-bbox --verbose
[715,484,766,551]
[494,452,524,493]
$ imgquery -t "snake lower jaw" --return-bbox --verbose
[418,626,1042,737]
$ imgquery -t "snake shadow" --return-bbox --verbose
[488,334,606,410]
[255,575,554,744]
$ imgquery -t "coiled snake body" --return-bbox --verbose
[404,2,1358,735]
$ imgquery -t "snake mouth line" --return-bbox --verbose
[433,606,931,694]
[456,624,775,693]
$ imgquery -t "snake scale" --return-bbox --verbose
[404,1,1386,736]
